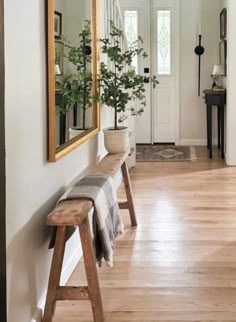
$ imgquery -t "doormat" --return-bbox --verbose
[136,145,197,162]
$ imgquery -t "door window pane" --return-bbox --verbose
[124,10,138,72]
[157,10,171,75]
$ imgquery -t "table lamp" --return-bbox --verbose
[55,64,61,76]
[211,64,223,89]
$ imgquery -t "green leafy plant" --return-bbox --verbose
[99,22,159,130]
[56,75,74,115]
[56,20,93,129]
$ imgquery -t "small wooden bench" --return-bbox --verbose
[42,150,137,322]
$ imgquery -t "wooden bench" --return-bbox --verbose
[42,150,137,322]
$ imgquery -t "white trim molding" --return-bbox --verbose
[179,139,218,146]
[31,244,82,322]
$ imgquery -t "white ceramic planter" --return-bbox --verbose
[103,127,130,154]
[69,128,85,140]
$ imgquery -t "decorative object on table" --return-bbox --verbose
[194,35,205,96]
[54,11,62,39]
[55,40,64,75]
[211,64,223,90]
[136,145,197,162]
[99,22,159,153]
[103,127,130,154]
[68,128,85,140]
[54,64,61,76]
[220,8,227,40]
[219,40,227,76]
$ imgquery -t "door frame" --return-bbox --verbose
[174,0,180,144]
[120,0,180,144]
[151,0,180,144]
[0,0,6,321]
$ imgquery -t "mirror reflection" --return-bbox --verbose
[54,0,94,149]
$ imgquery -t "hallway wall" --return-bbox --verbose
[220,0,228,90]
[0,0,6,321]
[179,0,221,145]
[225,0,236,165]
[4,0,111,321]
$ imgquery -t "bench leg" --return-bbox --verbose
[79,217,105,322]
[43,226,66,322]
[121,161,137,227]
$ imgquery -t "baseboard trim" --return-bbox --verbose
[179,139,217,146]
[225,153,236,166]
[60,244,82,285]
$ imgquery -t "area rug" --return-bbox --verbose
[136,145,197,162]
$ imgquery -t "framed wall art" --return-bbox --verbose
[220,8,227,40]
[54,11,62,39]
[219,40,227,76]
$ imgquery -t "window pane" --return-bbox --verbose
[124,10,138,72]
[157,10,171,75]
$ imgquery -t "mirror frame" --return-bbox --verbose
[46,0,100,162]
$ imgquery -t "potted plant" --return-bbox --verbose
[55,75,74,145]
[99,22,159,153]
[56,21,93,140]
[67,21,93,138]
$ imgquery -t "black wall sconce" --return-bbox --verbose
[194,35,205,96]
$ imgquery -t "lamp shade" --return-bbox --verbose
[212,64,223,76]
[55,64,61,76]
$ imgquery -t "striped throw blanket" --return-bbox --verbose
[58,173,123,267]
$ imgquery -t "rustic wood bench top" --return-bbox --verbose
[43,150,137,322]
[46,150,130,227]
[91,150,129,176]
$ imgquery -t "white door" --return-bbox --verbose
[120,0,179,144]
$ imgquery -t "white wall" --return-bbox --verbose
[65,0,86,52]
[225,0,236,165]
[55,0,67,35]
[179,0,221,144]
[221,0,228,89]
[4,0,112,321]
[199,0,236,167]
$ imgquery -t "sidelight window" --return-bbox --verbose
[157,10,171,75]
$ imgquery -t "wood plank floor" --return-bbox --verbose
[54,147,236,321]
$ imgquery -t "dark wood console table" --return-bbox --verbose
[203,89,226,159]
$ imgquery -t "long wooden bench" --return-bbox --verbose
[42,150,137,322]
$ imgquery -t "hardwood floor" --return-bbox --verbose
[54,147,236,321]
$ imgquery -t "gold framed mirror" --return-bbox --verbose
[47,0,99,162]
